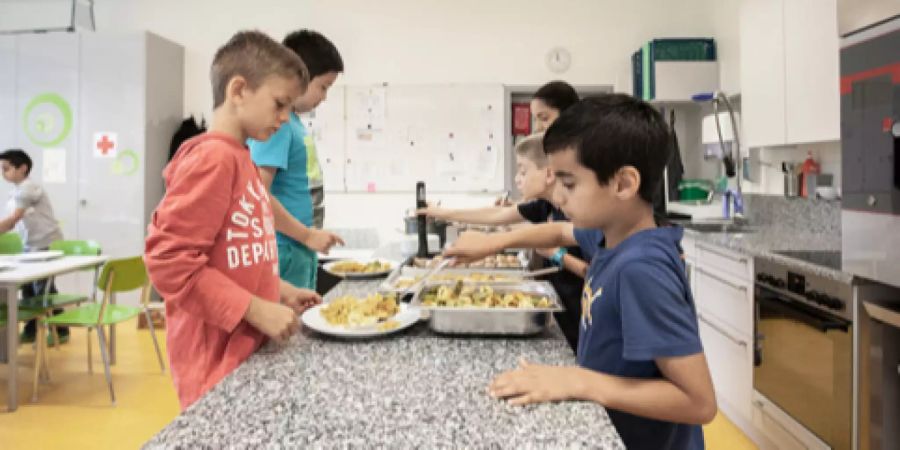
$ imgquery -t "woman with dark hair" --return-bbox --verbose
[531,80,579,132]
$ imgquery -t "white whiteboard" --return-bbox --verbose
[300,85,346,192]
[303,83,506,193]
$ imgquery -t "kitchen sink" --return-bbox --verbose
[680,222,757,234]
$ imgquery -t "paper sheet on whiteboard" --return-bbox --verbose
[43,148,66,183]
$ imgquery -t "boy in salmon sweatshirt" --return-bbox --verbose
[145,30,322,409]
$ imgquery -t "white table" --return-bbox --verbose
[0,255,108,412]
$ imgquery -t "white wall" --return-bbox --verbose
[6,0,733,239]
[81,0,725,236]
[85,0,721,117]
[742,142,842,196]
[837,0,900,35]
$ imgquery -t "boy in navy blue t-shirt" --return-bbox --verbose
[447,94,716,450]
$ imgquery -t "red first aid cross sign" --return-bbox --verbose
[93,132,118,158]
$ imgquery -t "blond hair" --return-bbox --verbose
[514,133,548,167]
[210,30,310,108]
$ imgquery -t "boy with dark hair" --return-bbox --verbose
[249,29,345,292]
[145,30,321,409]
[0,148,67,344]
[447,94,716,450]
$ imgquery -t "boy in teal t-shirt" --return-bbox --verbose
[249,29,344,290]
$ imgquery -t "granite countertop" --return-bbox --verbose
[145,281,624,449]
[683,227,851,283]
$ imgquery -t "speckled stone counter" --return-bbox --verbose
[145,281,624,449]
[683,227,851,283]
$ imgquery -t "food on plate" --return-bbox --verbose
[391,272,520,289]
[320,293,399,327]
[420,282,552,308]
[328,260,392,274]
[377,320,400,331]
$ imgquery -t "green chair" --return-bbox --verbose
[0,232,23,254]
[1,308,51,402]
[20,240,103,347]
[45,256,165,405]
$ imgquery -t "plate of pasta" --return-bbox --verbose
[322,259,395,279]
[301,292,421,338]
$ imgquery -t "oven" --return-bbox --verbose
[755,254,854,450]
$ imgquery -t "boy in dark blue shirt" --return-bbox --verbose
[446,94,716,450]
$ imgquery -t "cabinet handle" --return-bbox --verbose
[698,313,748,348]
[698,243,749,264]
[696,267,748,292]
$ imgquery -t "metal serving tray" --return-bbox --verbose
[405,251,527,271]
[412,281,563,336]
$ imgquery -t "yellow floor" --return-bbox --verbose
[1,320,757,449]
[0,319,180,449]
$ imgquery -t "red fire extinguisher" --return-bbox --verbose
[512,103,531,136]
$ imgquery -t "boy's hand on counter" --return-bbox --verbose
[488,358,588,406]
[305,229,345,254]
[244,297,300,343]
[280,285,322,315]
[444,231,501,264]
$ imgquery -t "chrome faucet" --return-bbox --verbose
[692,91,744,220]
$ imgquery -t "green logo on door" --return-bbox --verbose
[23,93,73,147]
[111,149,140,176]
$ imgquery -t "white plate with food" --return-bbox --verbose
[301,292,420,338]
[15,250,65,262]
[322,259,396,279]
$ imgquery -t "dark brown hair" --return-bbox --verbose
[210,30,310,108]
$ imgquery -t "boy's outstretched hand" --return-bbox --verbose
[489,358,588,406]
[444,231,501,264]
[280,284,322,314]
[306,229,345,254]
[244,297,300,343]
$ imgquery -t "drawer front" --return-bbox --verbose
[682,235,697,261]
[698,315,753,422]
[694,266,753,336]
[696,242,751,280]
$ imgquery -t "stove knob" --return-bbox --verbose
[805,290,820,303]
[772,278,786,288]
[756,273,768,282]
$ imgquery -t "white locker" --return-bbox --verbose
[0,37,16,155]
[0,31,184,305]
[13,33,81,240]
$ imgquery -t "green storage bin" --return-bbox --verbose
[678,179,714,201]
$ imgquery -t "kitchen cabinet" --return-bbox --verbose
[740,0,841,147]
[690,240,755,427]
[699,312,754,422]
